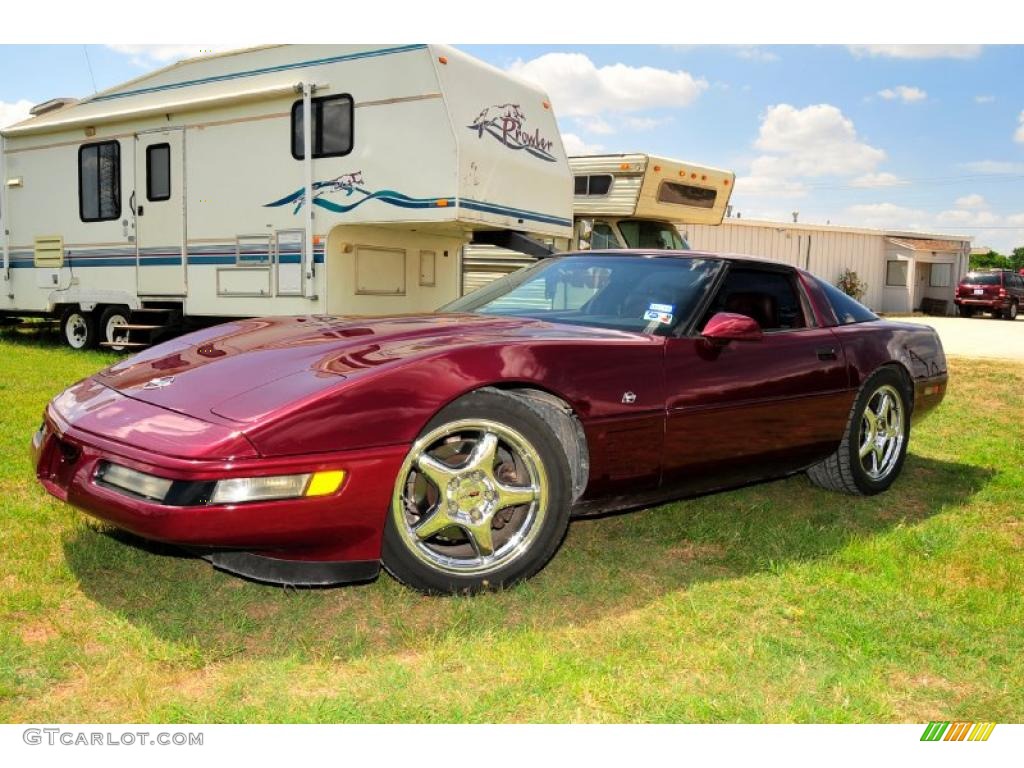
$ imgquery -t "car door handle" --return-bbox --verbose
[815,346,838,361]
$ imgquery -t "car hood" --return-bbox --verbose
[94,313,622,423]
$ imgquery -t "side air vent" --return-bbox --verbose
[33,236,64,268]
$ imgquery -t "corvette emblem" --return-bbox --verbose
[143,376,175,390]
[621,391,637,404]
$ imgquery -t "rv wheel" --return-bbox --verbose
[60,308,97,350]
[100,306,131,351]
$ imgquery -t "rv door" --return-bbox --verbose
[135,129,186,296]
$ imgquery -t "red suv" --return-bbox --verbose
[955,270,1022,320]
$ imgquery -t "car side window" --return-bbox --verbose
[701,267,807,331]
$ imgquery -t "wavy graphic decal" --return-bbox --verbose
[467,103,556,163]
[264,171,453,215]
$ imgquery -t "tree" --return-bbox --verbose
[969,250,1011,270]
[1011,247,1024,272]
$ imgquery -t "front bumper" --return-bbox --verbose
[33,399,407,585]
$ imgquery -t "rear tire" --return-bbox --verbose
[957,305,974,318]
[1004,301,1018,321]
[60,307,96,350]
[99,306,131,351]
[382,389,573,595]
[807,367,911,496]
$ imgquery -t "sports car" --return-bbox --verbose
[33,251,948,594]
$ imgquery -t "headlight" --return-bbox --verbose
[210,470,345,505]
[96,462,174,502]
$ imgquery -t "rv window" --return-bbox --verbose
[146,144,171,202]
[291,94,354,160]
[78,140,121,222]
[656,181,717,210]
[573,174,613,196]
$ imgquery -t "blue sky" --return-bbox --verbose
[3,44,1023,251]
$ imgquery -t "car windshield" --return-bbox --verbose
[961,273,1000,285]
[617,219,687,250]
[442,255,722,335]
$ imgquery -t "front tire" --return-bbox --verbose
[382,389,573,595]
[807,367,911,496]
[60,307,96,350]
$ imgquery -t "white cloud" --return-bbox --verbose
[877,85,927,103]
[733,173,806,199]
[0,99,33,129]
[736,46,779,63]
[508,52,707,117]
[959,160,1024,174]
[1016,111,1024,143]
[848,45,982,60]
[579,117,615,135]
[975,95,995,104]
[106,44,244,68]
[560,132,605,155]
[621,115,670,131]
[955,193,987,209]
[1006,212,1024,226]
[752,103,886,177]
[936,208,999,226]
[851,172,904,188]
[845,202,932,230]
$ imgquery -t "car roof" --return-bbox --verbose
[552,248,804,271]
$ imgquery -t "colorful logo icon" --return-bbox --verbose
[920,722,996,741]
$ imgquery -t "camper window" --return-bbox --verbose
[656,180,717,210]
[78,140,121,222]
[574,174,613,196]
[291,94,354,160]
[146,144,171,202]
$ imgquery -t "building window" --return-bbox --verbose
[146,144,171,202]
[573,174,613,196]
[78,141,121,222]
[886,260,908,287]
[291,94,354,159]
[929,263,952,288]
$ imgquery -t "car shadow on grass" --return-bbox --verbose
[62,453,992,664]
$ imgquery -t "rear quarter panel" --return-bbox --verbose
[830,319,948,420]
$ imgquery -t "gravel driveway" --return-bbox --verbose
[892,315,1024,361]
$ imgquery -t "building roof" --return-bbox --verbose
[887,237,967,253]
[705,217,971,242]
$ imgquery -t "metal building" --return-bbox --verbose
[683,218,971,315]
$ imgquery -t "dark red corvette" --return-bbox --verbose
[33,252,948,593]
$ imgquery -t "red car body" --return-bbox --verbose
[33,252,948,586]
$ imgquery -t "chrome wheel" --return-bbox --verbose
[64,312,90,349]
[858,384,905,481]
[391,419,549,576]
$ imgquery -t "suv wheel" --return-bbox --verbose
[1005,301,1018,321]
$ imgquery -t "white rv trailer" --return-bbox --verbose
[0,44,571,349]
[461,152,736,292]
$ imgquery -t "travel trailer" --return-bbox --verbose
[462,153,735,292]
[0,44,571,349]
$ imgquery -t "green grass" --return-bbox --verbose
[1,323,1022,723]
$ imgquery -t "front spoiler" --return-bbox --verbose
[202,551,381,587]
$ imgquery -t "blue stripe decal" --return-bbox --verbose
[461,198,571,227]
[7,246,325,268]
[90,45,428,103]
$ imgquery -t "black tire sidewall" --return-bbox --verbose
[381,390,573,595]
[846,368,911,495]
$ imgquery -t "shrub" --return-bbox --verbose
[836,268,868,301]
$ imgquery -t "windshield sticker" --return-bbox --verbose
[648,302,674,313]
[644,309,674,324]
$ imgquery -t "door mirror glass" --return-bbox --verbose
[702,311,763,344]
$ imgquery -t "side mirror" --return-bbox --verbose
[575,218,594,250]
[701,312,763,344]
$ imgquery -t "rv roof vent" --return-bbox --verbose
[29,98,78,117]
